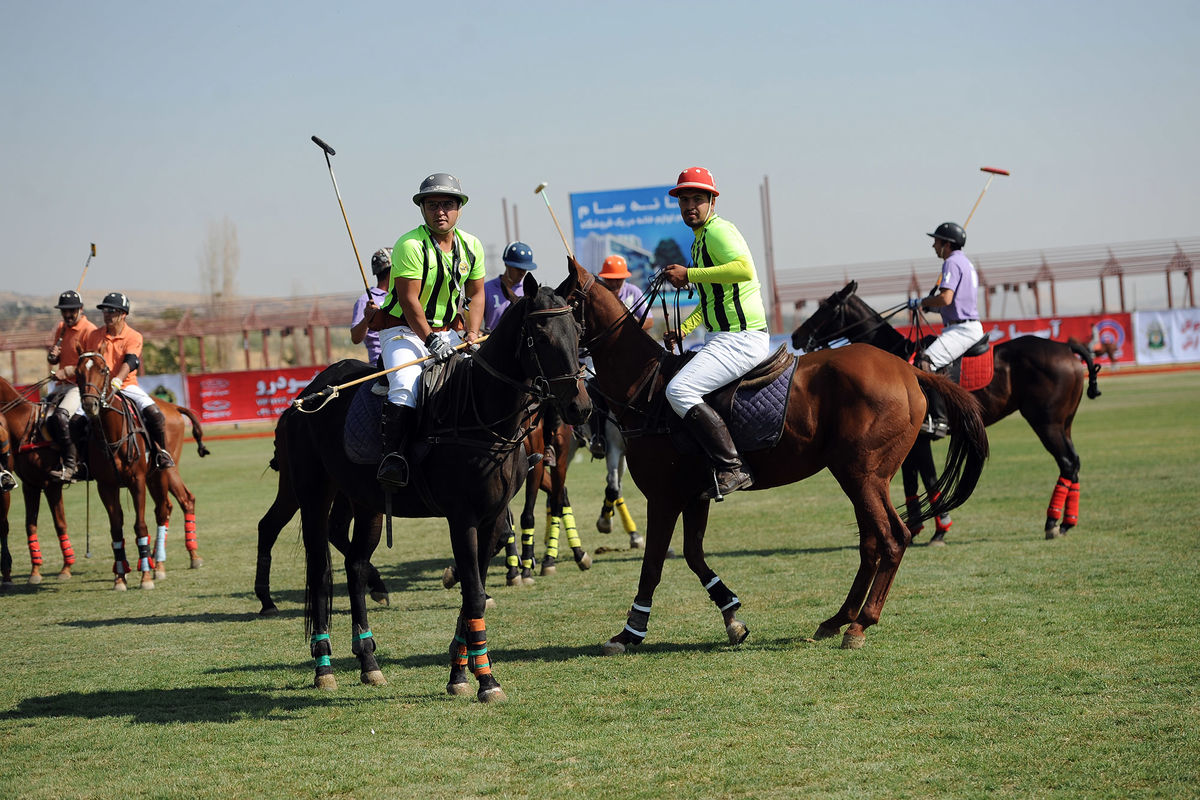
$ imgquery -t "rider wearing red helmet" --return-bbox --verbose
[662,167,769,500]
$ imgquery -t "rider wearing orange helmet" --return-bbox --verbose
[598,255,653,331]
[662,167,769,500]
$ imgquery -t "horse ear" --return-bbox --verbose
[522,272,539,296]
[839,280,857,298]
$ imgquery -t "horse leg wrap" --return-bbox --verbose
[466,618,491,678]
[562,506,581,549]
[136,536,151,573]
[27,532,43,568]
[58,533,75,567]
[452,634,469,668]
[504,529,519,571]
[544,511,561,559]
[154,525,168,564]
[184,513,197,553]
[310,633,333,677]
[1065,481,1080,526]
[600,497,614,522]
[935,514,953,535]
[623,600,652,644]
[615,497,637,534]
[520,528,536,571]
[351,629,373,657]
[112,539,130,576]
[1047,476,1070,522]
[703,574,741,614]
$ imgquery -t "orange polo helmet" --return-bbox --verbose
[599,255,631,279]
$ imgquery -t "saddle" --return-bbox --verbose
[919,334,993,391]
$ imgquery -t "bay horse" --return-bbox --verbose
[0,376,82,585]
[791,281,1101,539]
[74,349,210,589]
[557,258,988,651]
[276,276,589,702]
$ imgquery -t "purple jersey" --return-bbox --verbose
[615,282,653,325]
[482,275,526,332]
[935,250,979,323]
[351,287,389,363]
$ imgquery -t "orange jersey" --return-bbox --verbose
[54,317,98,369]
[82,324,144,388]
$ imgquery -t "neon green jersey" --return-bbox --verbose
[688,215,767,333]
[382,225,486,328]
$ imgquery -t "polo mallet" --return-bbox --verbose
[963,166,1011,228]
[534,182,574,259]
[311,135,371,294]
[77,243,96,294]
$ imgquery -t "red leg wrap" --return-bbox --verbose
[1064,482,1080,526]
[59,533,75,566]
[1047,476,1070,520]
[27,533,42,567]
[185,513,198,552]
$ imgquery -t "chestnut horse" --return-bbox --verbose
[75,349,210,589]
[273,277,589,702]
[557,259,988,651]
[0,377,79,585]
[791,281,1101,539]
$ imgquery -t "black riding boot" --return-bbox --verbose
[915,355,950,439]
[47,409,78,483]
[377,402,415,488]
[682,403,753,501]
[143,405,176,469]
[69,413,90,481]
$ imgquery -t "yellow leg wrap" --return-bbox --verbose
[562,506,581,548]
[520,528,536,570]
[544,513,561,559]
[615,497,637,535]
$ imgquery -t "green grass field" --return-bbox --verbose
[2,371,1198,799]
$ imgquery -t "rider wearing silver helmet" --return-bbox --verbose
[373,173,486,488]
[77,292,175,472]
[45,289,98,482]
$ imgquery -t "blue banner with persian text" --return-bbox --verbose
[570,185,695,290]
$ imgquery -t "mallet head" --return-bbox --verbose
[311,135,336,156]
[980,166,1010,176]
[534,182,548,194]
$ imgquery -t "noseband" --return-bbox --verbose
[520,304,584,398]
[76,351,116,407]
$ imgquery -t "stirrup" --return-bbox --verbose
[377,453,409,488]
[154,451,176,469]
[920,416,950,439]
[701,468,754,502]
[48,464,77,484]
[1,469,19,491]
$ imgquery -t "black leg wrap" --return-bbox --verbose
[623,598,652,643]
[702,573,741,614]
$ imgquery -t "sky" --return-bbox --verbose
[3,0,1198,311]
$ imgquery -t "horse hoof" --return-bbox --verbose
[600,639,627,656]
[540,563,557,576]
[1045,527,1063,540]
[596,516,612,534]
[442,565,458,589]
[370,591,390,606]
[446,681,473,697]
[154,568,167,580]
[629,534,645,549]
[314,674,338,691]
[813,623,840,640]
[506,573,519,586]
[57,569,72,581]
[189,557,203,569]
[140,578,155,590]
[576,552,592,570]
[114,578,128,591]
[259,604,280,617]
[478,687,507,703]
[521,575,536,586]
[726,619,749,645]
[841,632,866,650]
[27,573,43,586]
[927,535,947,547]
[360,670,387,686]
[485,596,497,610]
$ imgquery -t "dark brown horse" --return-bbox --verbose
[791,281,1101,539]
[269,277,589,701]
[0,376,80,585]
[75,348,210,589]
[557,258,988,651]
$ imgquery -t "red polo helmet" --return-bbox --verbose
[668,167,719,198]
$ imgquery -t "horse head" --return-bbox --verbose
[790,281,861,352]
[75,343,113,418]
[510,271,591,426]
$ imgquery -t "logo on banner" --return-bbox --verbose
[1146,321,1166,350]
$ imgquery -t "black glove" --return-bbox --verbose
[425,333,455,364]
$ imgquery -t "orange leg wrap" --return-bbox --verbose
[1047,476,1070,521]
[184,513,198,553]
[1064,482,1080,526]
[58,533,75,566]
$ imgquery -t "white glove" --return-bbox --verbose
[111,377,122,392]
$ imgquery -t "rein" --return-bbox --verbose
[0,376,55,415]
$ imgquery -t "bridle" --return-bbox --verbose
[472,300,584,405]
[799,294,910,353]
[75,351,117,408]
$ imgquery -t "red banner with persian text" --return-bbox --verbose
[897,312,1135,365]
[186,366,323,425]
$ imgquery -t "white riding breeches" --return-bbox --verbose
[380,325,462,408]
[924,321,985,370]
[665,329,771,417]
[73,383,156,415]
[55,385,82,416]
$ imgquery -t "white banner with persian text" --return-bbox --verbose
[1132,308,1200,365]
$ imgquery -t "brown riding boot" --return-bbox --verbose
[682,403,753,501]
[143,405,176,469]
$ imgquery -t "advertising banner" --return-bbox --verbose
[897,312,1135,364]
[570,185,694,289]
[186,366,323,425]
[1133,308,1200,365]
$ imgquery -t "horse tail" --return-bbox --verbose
[174,404,212,457]
[1066,339,1102,399]
[913,372,989,526]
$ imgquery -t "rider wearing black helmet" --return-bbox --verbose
[373,173,486,488]
[46,290,98,482]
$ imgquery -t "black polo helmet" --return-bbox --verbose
[927,222,967,250]
[96,291,130,314]
[54,290,84,310]
[412,173,468,207]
